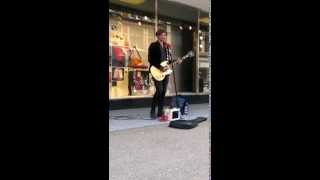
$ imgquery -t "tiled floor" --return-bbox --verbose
[109,103,210,132]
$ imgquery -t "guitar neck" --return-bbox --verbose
[166,51,193,65]
[171,56,188,65]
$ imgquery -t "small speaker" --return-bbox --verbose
[164,108,181,121]
[172,110,179,119]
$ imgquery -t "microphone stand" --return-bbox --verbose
[168,48,179,108]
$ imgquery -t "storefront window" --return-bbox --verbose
[109,4,156,98]
[198,12,210,93]
[109,0,207,99]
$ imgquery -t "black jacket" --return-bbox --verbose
[148,41,172,69]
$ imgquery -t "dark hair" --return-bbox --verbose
[155,29,167,36]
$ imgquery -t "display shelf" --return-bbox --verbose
[128,68,149,71]
[108,43,146,52]
[111,66,149,71]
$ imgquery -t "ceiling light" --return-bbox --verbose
[119,0,145,5]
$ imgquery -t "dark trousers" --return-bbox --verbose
[151,75,169,116]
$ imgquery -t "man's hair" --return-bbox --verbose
[156,29,167,36]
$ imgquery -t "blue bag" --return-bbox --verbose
[171,95,188,115]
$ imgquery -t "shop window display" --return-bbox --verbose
[109,14,155,98]
[109,7,201,98]
[198,28,210,94]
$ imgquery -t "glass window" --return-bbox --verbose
[109,3,155,99]
[109,0,207,99]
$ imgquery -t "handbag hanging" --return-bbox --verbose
[112,46,125,67]
[128,46,148,69]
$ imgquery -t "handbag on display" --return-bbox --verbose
[128,46,148,69]
[112,46,125,67]
[112,68,119,80]
[133,71,143,90]
[112,68,124,81]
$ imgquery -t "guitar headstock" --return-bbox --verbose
[182,51,195,59]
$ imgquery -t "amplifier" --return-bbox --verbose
[164,107,181,121]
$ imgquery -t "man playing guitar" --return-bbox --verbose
[148,29,182,119]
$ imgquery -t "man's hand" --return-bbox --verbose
[177,58,183,64]
[160,61,169,67]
